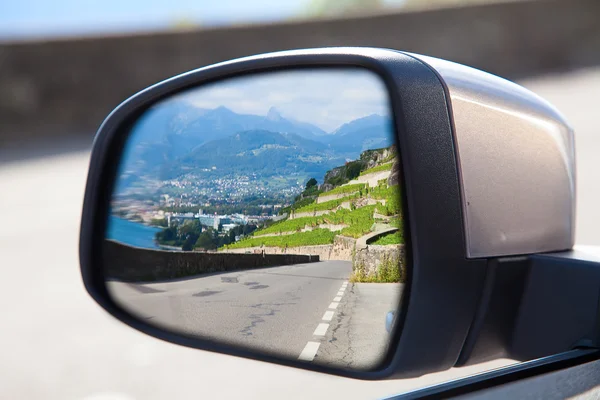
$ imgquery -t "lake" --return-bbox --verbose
[106,216,162,249]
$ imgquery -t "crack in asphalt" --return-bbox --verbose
[193,290,222,297]
[238,301,298,337]
[126,283,165,294]
[318,283,356,367]
[339,284,357,367]
[249,284,269,290]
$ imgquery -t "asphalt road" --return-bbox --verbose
[107,261,401,370]
[2,67,599,399]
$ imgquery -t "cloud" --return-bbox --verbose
[172,68,391,132]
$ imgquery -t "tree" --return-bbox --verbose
[346,161,363,180]
[305,178,318,189]
[195,232,217,250]
[182,233,199,251]
[156,226,177,242]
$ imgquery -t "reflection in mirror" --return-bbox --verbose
[104,68,407,371]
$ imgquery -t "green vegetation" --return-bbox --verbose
[305,178,318,189]
[297,185,321,199]
[150,218,168,227]
[253,216,323,235]
[350,255,404,283]
[155,221,257,251]
[293,194,358,214]
[359,162,393,176]
[370,230,404,245]
[216,145,404,270]
[371,184,402,216]
[370,183,399,200]
[252,205,377,240]
[319,183,366,198]
[388,218,403,229]
[338,205,376,238]
[223,229,336,249]
[323,160,364,187]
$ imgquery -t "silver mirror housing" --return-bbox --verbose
[412,54,576,258]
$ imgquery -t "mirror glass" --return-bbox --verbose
[103,68,408,371]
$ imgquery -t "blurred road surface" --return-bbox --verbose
[108,261,401,370]
[1,67,599,399]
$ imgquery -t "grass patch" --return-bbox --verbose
[372,184,402,216]
[350,255,404,283]
[370,183,400,201]
[338,205,377,238]
[359,162,393,176]
[369,230,404,245]
[222,229,336,249]
[294,194,358,214]
[388,218,403,229]
[319,183,366,198]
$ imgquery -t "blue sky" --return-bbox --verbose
[0,0,405,40]
[0,0,307,39]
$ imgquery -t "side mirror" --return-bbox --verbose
[80,48,597,380]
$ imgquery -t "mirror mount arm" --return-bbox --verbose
[456,250,600,366]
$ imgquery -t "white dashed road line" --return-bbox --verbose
[298,342,321,361]
[297,280,350,362]
[322,310,335,321]
[313,323,329,336]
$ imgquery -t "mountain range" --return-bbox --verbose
[122,100,394,184]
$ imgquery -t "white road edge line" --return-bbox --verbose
[322,310,335,321]
[313,323,329,336]
[298,342,321,361]
[329,302,339,309]
[333,296,342,302]
[337,291,344,296]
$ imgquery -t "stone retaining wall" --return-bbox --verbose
[317,192,358,204]
[353,244,406,280]
[103,239,319,282]
[289,209,332,220]
[224,235,357,261]
[348,170,392,188]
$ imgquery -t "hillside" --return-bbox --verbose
[222,144,403,251]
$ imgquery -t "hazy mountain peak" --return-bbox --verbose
[210,105,235,115]
[266,106,283,121]
[330,113,389,135]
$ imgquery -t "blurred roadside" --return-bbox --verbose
[1,0,599,149]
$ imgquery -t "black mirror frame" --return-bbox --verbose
[79,47,488,380]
